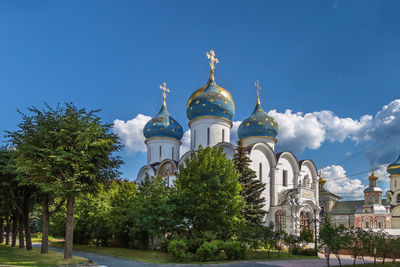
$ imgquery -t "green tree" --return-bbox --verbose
[283,233,299,255]
[344,228,364,267]
[175,146,243,240]
[130,175,176,249]
[7,103,122,259]
[260,222,276,258]
[108,180,137,247]
[375,230,391,265]
[389,237,400,263]
[0,147,37,250]
[0,148,14,246]
[319,215,347,267]
[233,140,266,226]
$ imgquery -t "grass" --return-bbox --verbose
[0,243,89,267]
[51,241,174,264]
[50,241,318,264]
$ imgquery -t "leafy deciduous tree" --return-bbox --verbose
[7,103,122,259]
[175,145,243,240]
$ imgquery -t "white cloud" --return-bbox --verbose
[322,165,365,200]
[180,130,191,155]
[113,114,151,153]
[230,121,242,145]
[267,109,371,153]
[266,99,400,166]
[355,100,400,165]
[268,109,326,153]
[372,164,390,183]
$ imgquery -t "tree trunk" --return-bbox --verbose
[5,216,10,245]
[23,209,32,251]
[64,196,75,260]
[11,212,17,247]
[18,213,24,248]
[335,253,342,267]
[0,217,4,244]
[326,253,331,267]
[41,195,50,254]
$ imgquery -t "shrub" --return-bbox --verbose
[196,240,223,261]
[292,247,318,256]
[168,239,188,261]
[223,241,247,260]
[185,237,206,254]
[159,237,171,252]
[299,230,313,244]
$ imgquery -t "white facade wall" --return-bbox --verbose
[275,158,296,202]
[300,163,319,204]
[241,136,275,150]
[146,138,181,164]
[249,148,271,212]
[189,117,231,149]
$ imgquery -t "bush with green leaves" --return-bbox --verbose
[223,241,247,260]
[283,233,299,254]
[168,239,190,261]
[292,247,318,256]
[196,240,223,261]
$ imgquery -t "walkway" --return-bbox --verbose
[47,246,373,267]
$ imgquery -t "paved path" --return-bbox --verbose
[44,246,374,267]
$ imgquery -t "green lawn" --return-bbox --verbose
[0,244,89,267]
[50,241,318,264]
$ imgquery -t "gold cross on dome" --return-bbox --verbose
[206,49,219,71]
[254,80,261,104]
[160,82,170,103]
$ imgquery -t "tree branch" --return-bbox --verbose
[9,187,23,215]
[49,199,65,215]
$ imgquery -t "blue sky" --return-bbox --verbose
[1,0,399,199]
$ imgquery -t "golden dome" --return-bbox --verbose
[186,71,235,111]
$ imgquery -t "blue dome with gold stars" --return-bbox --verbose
[387,152,400,175]
[238,98,279,140]
[186,71,235,122]
[143,101,183,141]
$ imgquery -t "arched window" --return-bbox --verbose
[397,194,400,203]
[172,147,174,160]
[149,147,151,162]
[207,127,210,146]
[222,129,225,142]
[159,146,162,161]
[300,211,311,231]
[259,163,262,181]
[275,210,286,232]
[365,221,369,228]
[193,130,196,149]
[283,170,288,187]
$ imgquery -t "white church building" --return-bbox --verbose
[136,50,320,235]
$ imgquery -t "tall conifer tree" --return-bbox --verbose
[233,140,266,225]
